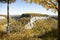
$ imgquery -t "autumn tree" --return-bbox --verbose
[24,0,58,13]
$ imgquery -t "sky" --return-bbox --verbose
[0,0,58,16]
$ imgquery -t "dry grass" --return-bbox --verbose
[0,14,58,40]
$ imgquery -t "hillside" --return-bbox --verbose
[51,16,58,20]
[0,13,58,40]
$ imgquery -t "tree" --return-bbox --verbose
[0,0,16,28]
[24,0,58,13]
[0,0,15,3]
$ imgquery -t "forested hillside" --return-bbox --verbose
[0,13,58,40]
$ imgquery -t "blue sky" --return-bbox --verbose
[0,0,58,16]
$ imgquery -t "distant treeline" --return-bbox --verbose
[51,16,58,20]
[11,13,49,20]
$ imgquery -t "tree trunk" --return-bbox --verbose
[7,0,9,32]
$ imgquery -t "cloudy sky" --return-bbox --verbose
[0,0,58,16]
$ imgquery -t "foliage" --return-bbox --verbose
[23,13,49,17]
[32,17,57,33]
[0,16,7,32]
[0,14,58,40]
[20,14,30,18]
[0,0,16,3]
[18,17,31,26]
[24,0,58,13]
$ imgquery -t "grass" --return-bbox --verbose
[0,13,58,40]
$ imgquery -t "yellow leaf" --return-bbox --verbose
[30,0,33,4]
[24,0,28,3]
[36,0,41,4]
[54,0,57,2]
[53,8,56,13]
[46,0,51,2]
[45,4,49,10]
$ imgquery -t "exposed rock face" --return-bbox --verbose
[25,16,50,29]
[0,16,6,19]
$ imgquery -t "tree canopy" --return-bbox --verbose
[24,0,58,13]
[0,0,16,3]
